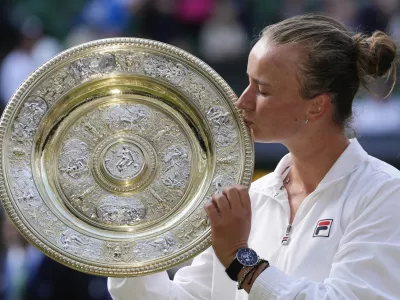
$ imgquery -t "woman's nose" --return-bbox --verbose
[235,86,253,110]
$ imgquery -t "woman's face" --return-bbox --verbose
[236,39,311,143]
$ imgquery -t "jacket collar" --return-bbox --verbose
[271,138,368,188]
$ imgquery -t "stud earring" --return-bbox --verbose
[305,119,309,124]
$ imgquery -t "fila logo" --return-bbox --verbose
[313,219,333,237]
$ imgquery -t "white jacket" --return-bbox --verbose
[108,139,400,299]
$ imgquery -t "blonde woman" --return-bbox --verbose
[109,13,400,300]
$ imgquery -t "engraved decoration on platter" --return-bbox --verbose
[0,38,253,276]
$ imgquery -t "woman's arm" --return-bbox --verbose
[108,247,214,300]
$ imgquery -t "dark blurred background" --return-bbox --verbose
[0,0,399,299]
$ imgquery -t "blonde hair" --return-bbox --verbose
[261,13,398,126]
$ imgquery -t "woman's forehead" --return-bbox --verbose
[248,40,303,82]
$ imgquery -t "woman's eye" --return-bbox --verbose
[259,91,269,96]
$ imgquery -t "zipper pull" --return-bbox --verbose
[281,224,292,245]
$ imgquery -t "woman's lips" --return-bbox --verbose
[244,119,253,127]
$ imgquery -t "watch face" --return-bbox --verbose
[236,248,258,266]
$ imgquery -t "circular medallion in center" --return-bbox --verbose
[103,143,145,180]
[92,134,157,193]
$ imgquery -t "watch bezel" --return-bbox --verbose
[236,247,259,267]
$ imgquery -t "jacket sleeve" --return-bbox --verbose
[249,179,400,300]
[108,246,213,300]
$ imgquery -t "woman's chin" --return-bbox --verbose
[252,133,277,143]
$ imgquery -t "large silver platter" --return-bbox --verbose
[0,38,254,277]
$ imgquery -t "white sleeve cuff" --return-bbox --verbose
[249,266,298,299]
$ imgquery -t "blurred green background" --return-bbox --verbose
[0,0,399,299]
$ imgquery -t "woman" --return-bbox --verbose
[108,13,400,299]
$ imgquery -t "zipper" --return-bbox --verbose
[281,224,292,245]
[273,223,291,269]
[279,185,325,246]
[274,179,338,269]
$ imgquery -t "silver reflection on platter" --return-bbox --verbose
[0,38,254,277]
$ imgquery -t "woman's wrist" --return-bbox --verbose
[240,261,270,293]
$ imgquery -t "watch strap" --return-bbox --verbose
[225,258,243,281]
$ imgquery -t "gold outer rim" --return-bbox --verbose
[0,38,254,277]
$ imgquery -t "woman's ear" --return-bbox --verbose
[307,93,332,122]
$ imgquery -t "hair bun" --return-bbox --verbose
[353,31,397,78]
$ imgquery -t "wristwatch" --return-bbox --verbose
[225,247,260,281]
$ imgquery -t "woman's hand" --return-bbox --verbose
[204,185,252,268]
